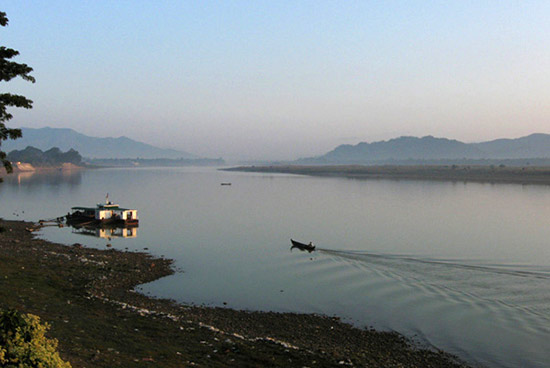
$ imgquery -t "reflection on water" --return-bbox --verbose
[2,169,82,188]
[14,171,35,182]
[313,248,550,367]
[70,225,138,240]
[1,167,550,368]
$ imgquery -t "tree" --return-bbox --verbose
[0,309,72,367]
[6,146,83,166]
[0,11,34,180]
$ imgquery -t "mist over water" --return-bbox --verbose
[1,167,550,368]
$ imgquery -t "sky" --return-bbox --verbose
[2,1,550,161]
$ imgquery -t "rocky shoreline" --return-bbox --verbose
[0,219,472,367]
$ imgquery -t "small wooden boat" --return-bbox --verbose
[290,239,316,252]
[220,182,232,186]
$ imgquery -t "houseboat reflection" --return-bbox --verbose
[70,225,138,239]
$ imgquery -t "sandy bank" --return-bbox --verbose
[224,164,550,185]
[0,162,83,175]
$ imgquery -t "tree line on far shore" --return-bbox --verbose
[7,146,82,166]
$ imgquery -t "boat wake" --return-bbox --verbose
[318,248,550,280]
[307,248,550,368]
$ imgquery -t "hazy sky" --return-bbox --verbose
[3,1,550,160]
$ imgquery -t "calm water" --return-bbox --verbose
[2,167,550,367]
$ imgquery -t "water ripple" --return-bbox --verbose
[310,248,550,368]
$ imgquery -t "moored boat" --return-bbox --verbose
[66,195,139,226]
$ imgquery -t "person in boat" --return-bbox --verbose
[290,239,315,252]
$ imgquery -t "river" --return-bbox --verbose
[1,167,549,367]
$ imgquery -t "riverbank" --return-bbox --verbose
[0,162,84,174]
[224,164,550,185]
[0,219,471,367]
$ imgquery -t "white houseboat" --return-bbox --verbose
[67,196,138,226]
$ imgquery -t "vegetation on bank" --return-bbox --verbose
[0,309,71,367]
[5,145,226,169]
[7,146,82,167]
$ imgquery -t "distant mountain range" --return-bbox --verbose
[300,133,550,164]
[3,127,197,159]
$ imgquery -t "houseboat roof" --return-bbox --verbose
[71,206,134,212]
[71,206,96,211]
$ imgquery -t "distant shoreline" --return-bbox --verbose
[0,157,225,176]
[223,164,550,185]
[0,162,84,175]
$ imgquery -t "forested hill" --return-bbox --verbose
[2,127,197,159]
[7,146,82,166]
[303,134,550,164]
